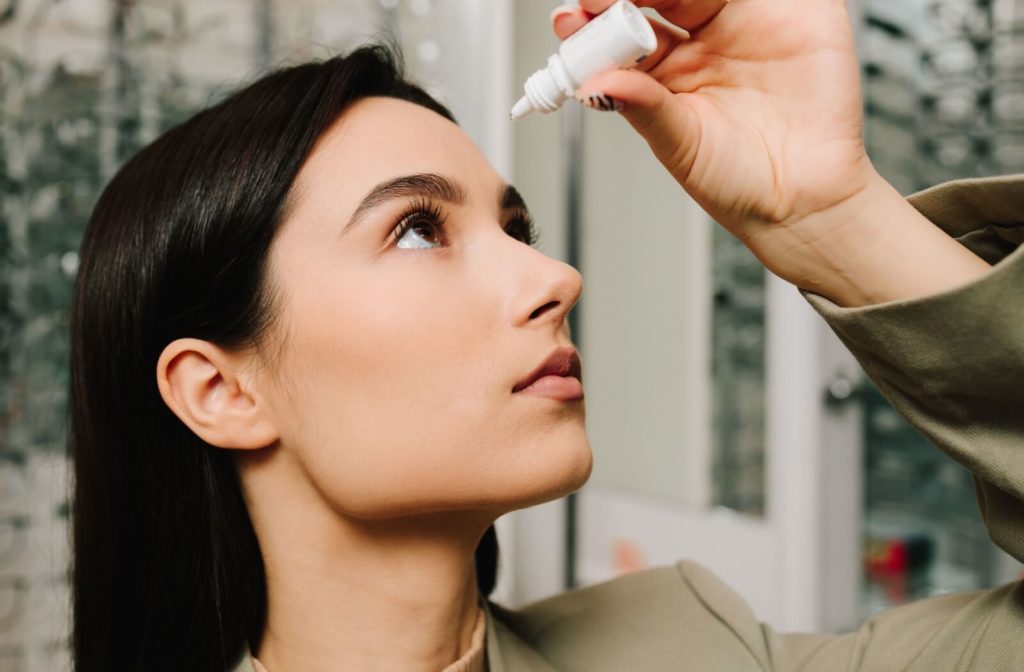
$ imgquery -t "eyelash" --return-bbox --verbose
[389,198,540,248]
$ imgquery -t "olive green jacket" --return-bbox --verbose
[232,174,1024,671]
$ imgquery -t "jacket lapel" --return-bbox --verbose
[484,600,560,672]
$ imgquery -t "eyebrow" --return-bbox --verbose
[342,172,529,235]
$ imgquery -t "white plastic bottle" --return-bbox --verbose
[511,0,657,120]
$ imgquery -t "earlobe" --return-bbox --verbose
[156,339,278,450]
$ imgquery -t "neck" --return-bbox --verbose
[241,456,490,672]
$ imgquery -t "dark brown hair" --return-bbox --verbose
[69,44,499,672]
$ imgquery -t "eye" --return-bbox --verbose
[505,211,539,247]
[393,205,446,250]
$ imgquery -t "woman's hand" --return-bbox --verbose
[553,0,991,307]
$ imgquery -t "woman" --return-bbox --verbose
[68,1,1023,672]
[70,45,542,671]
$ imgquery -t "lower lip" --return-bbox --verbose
[515,375,584,401]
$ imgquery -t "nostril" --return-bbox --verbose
[529,300,559,321]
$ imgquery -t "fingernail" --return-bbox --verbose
[550,4,577,22]
[577,93,625,112]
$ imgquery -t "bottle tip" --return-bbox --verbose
[510,96,533,121]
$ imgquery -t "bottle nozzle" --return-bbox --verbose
[510,0,656,121]
[510,96,534,121]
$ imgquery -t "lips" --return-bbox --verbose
[513,347,583,394]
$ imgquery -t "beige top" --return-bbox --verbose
[250,606,487,672]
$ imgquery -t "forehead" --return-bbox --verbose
[294,96,499,210]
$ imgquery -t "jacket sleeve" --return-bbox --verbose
[800,174,1024,565]
[761,175,1024,672]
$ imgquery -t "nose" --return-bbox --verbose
[510,246,583,329]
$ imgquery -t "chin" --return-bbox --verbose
[335,429,593,519]
[503,435,594,512]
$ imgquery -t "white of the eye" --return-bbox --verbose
[396,223,439,250]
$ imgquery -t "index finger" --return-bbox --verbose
[581,0,729,32]
[552,6,688,72]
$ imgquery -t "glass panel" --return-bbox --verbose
[859,0,1024,617]
[709,227,766,516]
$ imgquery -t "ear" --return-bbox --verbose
[156,338,278,450]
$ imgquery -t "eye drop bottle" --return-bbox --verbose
[510,0,657,120]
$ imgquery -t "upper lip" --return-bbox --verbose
[513,347,583,393]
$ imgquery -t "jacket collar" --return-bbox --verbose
[483,599,559,672]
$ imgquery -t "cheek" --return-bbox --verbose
[274,268,505,508]
[269,260,592,518]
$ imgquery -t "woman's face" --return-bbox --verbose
[257,97,591,519]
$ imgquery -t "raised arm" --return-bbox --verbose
[551,0,992,307]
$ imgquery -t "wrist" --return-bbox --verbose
[767,171,991,308]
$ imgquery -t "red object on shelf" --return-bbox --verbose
[865,538,908,576]
[865,533,933,577]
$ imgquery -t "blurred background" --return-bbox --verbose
[0,0,1022,669]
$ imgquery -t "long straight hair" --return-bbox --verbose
[68,45,499,672]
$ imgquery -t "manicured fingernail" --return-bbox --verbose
[550,4,577,22]
[577,93,625,112]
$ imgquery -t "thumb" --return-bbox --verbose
[576,68,698,177]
